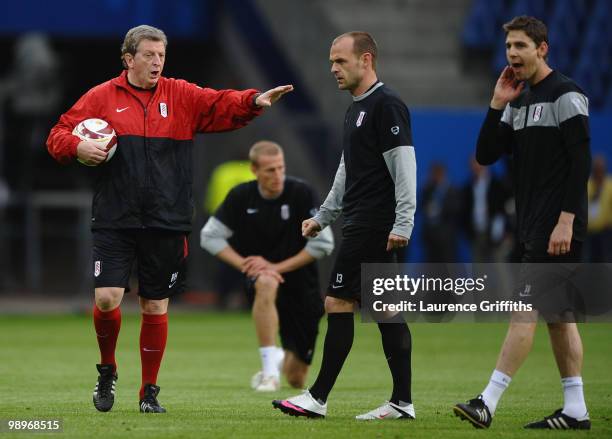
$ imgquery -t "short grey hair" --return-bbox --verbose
[121,25,167,68]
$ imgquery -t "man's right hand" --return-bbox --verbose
[302,218,322,238]
[490,66,525,110]
[77,141,107,166]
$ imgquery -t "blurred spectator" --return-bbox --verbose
[0,175,8,290]
[461,157,508,262]
[0,33,63,292]
[586,155,612,262]
[421,162,461,262]
[2,33,62,192]
[204,159,254,309]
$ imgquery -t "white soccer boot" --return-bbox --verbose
[255,375,281,392]
[272,390,327,418]
[355,401,415,420]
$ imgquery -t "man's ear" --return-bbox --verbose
[123,53,134,69]
[537,41,549,59]
[361,52,373,69]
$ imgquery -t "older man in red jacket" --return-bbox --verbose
[47,24,292,414]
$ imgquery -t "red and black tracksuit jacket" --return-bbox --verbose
[47,70,262,231]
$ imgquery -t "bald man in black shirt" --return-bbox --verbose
[274,31,417,420]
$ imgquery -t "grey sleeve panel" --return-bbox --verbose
[305,226,335,259]
[313,153,345,229]
[383,145,417,239]
[501,103,513,126]
[557,91,589,123]
[200,216,233,255]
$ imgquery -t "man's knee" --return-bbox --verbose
[547,322,579,338]
[95,287,124,311]
[254,274,279,302]
[255,273,279,292]
[140,298,169,315]
[507,320,537,344]
[324,296,354,313]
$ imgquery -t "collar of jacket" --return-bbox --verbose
[111,70,162,94]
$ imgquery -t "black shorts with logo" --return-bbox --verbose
[515,239,584,320]
[328,225,397,302]
[245,277,324,365]
[92,228,188,300]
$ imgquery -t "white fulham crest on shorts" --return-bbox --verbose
[356,111,366,127]
[391,125,400,135]
[533,105,542,122]
[281,204,290,220]
[94,261,101,277]
[159,102,168,118]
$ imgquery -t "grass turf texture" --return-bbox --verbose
[0,313,610,438]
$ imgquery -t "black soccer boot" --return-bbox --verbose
[93,364,117,412]
[139,384,166,413]
[453,395,492,429]
[524,408,591,430]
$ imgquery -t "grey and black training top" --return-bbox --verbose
[314,81,417,239]
[476,70,591,243]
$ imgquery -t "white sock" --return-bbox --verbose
[481,369,512,415]
[275,347,285,371]
[259,346,280,378]
[561,376,588,419]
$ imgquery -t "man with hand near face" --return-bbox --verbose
[453,16,591,431]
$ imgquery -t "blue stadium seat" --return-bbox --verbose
[507,0,550,22]
[603,83,612,109]
[462,0,507,49]
[574,58,605,108]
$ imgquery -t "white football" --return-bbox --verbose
[72,118,117,166]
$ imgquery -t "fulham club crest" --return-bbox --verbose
[159,102,168,118]
[281,204,290,220]
[356,111,366,127]
[533,105,543,122]
[94,261,101,277]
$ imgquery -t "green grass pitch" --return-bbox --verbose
[0,313,610,438]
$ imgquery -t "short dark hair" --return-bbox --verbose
[334,31,378,70]
[503,16,548,47]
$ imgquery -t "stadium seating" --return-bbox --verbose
[462,0,612,108]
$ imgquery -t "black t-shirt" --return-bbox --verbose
[477,70,590,242]
[214,176,320,290]
[342,82,413,230]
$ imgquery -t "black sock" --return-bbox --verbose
[378,321,412,404]
[309,312,354,403]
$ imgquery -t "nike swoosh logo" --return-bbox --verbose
[247,208,258,214]
[168,281,177,289]
[378,412,391,418]
[96,333,109,338]
[143,348,161,352]
[116,107,129,113]
[391,405,413,418]
[331,284,343,289]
